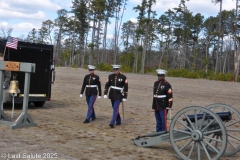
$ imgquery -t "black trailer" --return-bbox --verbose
[0,39,55,107]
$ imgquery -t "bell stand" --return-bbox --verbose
[0,61,36,129]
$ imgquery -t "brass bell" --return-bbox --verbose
[8,80,21,94]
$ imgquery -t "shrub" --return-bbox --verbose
[237,76,240,82]
[121,65,132,73]
[72,64,78,68]
[97,63,112,71]
[153,68,236,82]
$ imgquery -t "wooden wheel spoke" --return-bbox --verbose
[201,141,212,160]
[227,129,240,132]
[173,129,191,135]
[198,142,201,160]
[203,128,222,135]
[228,133,240,141]
[177,119,193,132]
[228,138,237,149]
[204,135,223,143]
[199,113,206,130]
[225,119,240,127]
[179,139,193,151]
[201,119,215,132]
[203,139,220,153]
[173,135,191,142]
[194,110,198,130]
[184,113,195,130]
[187,142,196,159]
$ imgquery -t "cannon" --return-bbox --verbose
[132,103,240,160]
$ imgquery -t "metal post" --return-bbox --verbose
[22,72,30,113]
[0,70,10,121]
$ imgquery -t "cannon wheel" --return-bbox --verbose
[169,106,227,160]
[205,103,240,156]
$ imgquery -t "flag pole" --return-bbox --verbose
[3,46,6,60]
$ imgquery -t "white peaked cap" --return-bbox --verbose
[156,69,167,75]
[88,65,96,70]
[112,64,121,69]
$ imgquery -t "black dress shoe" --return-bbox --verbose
[91,118,96,121]
[83,119,90,124]
[109,124,114,128]
[115,123,121,125]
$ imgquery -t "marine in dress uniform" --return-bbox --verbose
[152,69,173,132]
[104,65,128,128]
[80,65,102,123]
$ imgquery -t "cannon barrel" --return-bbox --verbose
[183,111,232,122]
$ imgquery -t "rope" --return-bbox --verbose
[11,93,16,118]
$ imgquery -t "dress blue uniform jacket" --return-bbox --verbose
[80,74,102,96]
[152,80,172,110]
[104,73,128,101]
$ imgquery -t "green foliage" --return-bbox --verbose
[121,65,132,72]
[144,66,156,74]
[237,76,240,82]
[207,73,234,81]
[83,64,88,69]
[58,49,70,66]
[89,64,240,83]
[119,52,134,67]
[88,43,95,49]
[72,64,78,68]
[167,69,201,79]
[159,69,236,82]
[138,46,143,52]
[97,63,112,71]
[97,63,133,73]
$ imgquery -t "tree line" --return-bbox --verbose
[0,0,239,80]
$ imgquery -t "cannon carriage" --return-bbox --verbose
[132,103,240,160]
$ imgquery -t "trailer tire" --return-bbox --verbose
[33,101,45,107]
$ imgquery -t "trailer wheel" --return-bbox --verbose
[33,101,45,107]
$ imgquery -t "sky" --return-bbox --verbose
[0,0,237,39]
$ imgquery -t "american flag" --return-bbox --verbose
[6,37,18,50]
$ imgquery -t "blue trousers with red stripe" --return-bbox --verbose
[155,109,168,132]
[110,100,121,125]
[85,95,96,121]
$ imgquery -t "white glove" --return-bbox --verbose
[79,94,83,98]
[104,95,108,98]
[98,96,101,99]
[122,98,127,102]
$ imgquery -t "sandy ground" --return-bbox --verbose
[0,67,240,160]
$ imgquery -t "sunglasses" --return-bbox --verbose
[113,68,119,71]
[89,69,94,71]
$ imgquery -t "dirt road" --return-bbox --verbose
[0,67,240,160]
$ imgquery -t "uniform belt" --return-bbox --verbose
[110,86,123,91]
[86,85,97,87]
[154,95,166,98]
